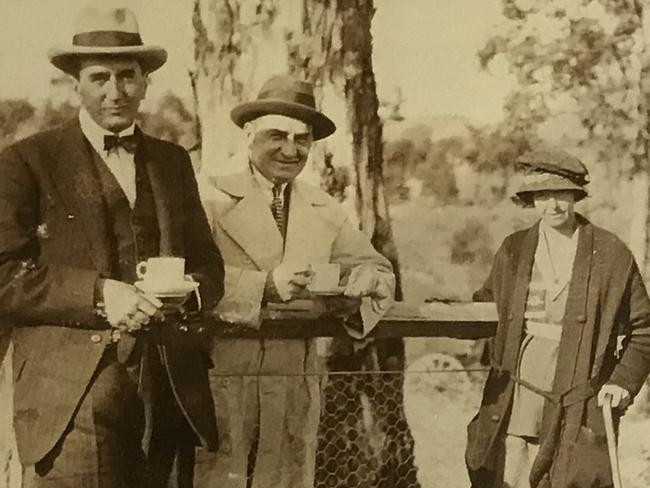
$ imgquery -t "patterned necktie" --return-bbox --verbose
[104,133,139,154]
[271,184,285,236]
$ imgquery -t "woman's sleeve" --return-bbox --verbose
[472,240,507,303]
[608,259,650,396]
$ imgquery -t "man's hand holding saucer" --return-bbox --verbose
[102,279,163,333]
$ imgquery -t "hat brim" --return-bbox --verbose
[231,100,336,140]
[48,45,168,75]
[513,185,588,208]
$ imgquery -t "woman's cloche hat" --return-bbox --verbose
[513,148,590,206]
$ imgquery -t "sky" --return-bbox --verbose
[0,0,514,125]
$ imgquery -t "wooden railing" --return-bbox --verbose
[209,301,498,338]
[0,301,498,488]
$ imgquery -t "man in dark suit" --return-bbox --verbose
[0,6,224,488]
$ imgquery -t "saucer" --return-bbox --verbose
[135,280,199,298]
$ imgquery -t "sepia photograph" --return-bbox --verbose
[1,1,650,487]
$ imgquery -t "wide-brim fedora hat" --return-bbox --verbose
[48,6,167,75]
[231,75,336,140]
[512,148,590,207]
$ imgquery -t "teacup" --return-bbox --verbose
[136,257,186,291]
[308,263,341,292]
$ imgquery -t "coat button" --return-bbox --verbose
[490,414,500,422]
[577,315,586,323]
[90,334,102,343]
[67,214,75,220]
[507,312,514,321]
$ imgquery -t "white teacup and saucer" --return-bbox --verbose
[134,257,199,298]
[307,263,345,296]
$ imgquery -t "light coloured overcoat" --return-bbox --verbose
[197,169,395,488]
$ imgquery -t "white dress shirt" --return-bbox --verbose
[536,220,580,300]
[250,165,293,299]
[79,108,138,208]
[251,165,287,206]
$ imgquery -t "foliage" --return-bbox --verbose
[40,101,78,130]
[479,0,645,176]
[139,93,198,150]
[0,99,36,146]
[383,120,538,205]
[449,217,494,268]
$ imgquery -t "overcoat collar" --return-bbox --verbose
[214,170,331,271]
[47,120,177,274]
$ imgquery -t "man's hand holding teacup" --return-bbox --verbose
[266,262,314,302]
[101,279,163,332]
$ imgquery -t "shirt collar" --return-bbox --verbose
[250,163,288,194]
[78,108,136,155]
[539,219,580,244]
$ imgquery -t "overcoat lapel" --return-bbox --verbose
[217,172,284,271]
[283,184,332,264]
[47,122,110,274]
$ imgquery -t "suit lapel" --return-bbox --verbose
[217,172,284,271]
[138,134,178,256]
[48,122,110,274]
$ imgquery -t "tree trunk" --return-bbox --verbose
[191,0,305,175]
[192,1,416,486]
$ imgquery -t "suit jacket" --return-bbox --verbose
[0,121,224,464]
[466,216,650,488]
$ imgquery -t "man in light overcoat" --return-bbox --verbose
[197,74,395,488]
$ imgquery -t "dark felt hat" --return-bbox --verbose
[231,75,336,140]
[48,6,167,75]
[513,148,590,206]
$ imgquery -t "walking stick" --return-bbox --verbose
[602,393,623,488]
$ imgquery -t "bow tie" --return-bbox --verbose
[104,133,139,154]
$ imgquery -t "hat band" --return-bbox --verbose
[258,89,315,109]
[73,31,143,47]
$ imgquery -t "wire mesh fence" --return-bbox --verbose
[315,370,420,488]
[314,360,489,488]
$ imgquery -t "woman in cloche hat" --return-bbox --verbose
[465,148,650,488]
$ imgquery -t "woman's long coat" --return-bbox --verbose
[466,216,650,488]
